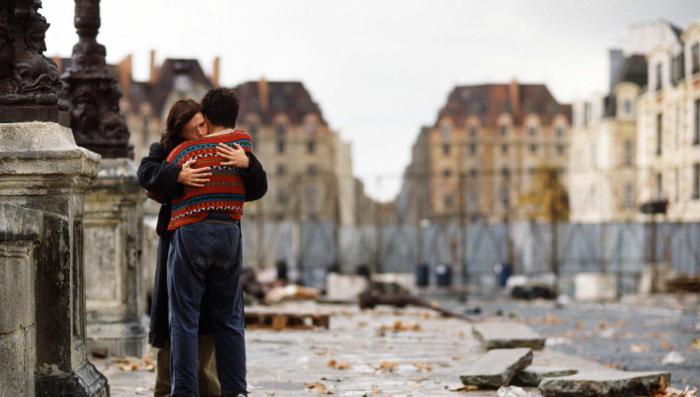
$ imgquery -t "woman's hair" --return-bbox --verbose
[161,99,203,151]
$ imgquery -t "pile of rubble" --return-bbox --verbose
[460,320,678,397]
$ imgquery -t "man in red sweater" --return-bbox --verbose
[167,88,251,397]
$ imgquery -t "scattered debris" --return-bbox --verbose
[630,344,650,353]
[655,386,698,397]
[91,347,108,359]
[472,321,545,350]
[460,348,533,389]
[446,383,479,392]
[662,351,686,365]
[412,362,433,372]
[497,386,538,397]
[265,285,319,304]
[245,310,330,331]
[539,370,670,397]
[358,281,474,321]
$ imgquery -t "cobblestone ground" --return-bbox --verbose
[94,302,605,397]
[445,293,700,389]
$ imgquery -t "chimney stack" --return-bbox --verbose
[117,54,132,97]
[211,56,221,87]
[149,49,158,84]
[509,77,520,118]
[258,76,269,113]
[609,49,624,92]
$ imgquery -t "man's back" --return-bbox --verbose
[166,130,252,231]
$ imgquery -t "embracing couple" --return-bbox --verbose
[138,88,267,397]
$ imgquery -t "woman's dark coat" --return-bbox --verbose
[137,141,267,348]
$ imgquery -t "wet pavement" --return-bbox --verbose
[444,293,700,389]
[95,301,611,396]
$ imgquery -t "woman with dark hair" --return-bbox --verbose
[137,98,267,397]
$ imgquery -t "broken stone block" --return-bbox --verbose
[539,370,670,397]
[460,348,533,389]
[472,321,545,350]
[512,366,578,387]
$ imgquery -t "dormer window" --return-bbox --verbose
[528,126,537,137]
[556,125,565,138]
[623,99,632,116]
[440,124,451,142]
[469,125,477,137]
[275,123,286,137]
[655,63,663,91]
[692,43,700,75]
[500,124,508,136]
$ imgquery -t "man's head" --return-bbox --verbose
[201,87,239,130]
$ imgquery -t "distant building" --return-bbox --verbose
[568,52,646,222]
[636,20,700,221]
[398,80,571,224]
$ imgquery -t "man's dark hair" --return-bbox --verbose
[201,87,239,128]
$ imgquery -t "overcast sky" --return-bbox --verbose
[42,1,700,200]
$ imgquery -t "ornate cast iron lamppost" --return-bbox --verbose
[62,0,133,158]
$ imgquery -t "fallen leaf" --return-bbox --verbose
[447,383,479,392]
[630,344,650,353]
[327,359,351,370]
[376,361,398,372]
[413,362,432,372]
[305,382,333,395]
[690,338,700,351]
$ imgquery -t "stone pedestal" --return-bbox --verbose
[84,159,146,357]
[0,122,109,397]
[0,204,42,396]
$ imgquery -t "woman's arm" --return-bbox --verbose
[137,142,184,199]
[242,152,268,202]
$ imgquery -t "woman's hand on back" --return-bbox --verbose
[176,159,212,187]
[217,143,250,169]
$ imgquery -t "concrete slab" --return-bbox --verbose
[460,348,533,389]
[512,366,578,387]
[539,370,670,397]
[473,321,546,350]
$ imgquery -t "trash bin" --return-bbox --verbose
[494,262,512,287]
[415,263,430,287]
[435,263,453,287]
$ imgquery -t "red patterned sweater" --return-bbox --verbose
[166,130,253,231]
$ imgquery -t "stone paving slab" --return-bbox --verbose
[539,370,671,397]
[472,321,545,350]
[93,302,610,396]
[512,366,578,387]
[460,348,533,389]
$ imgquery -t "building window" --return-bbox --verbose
[444,194,453,209]
[624,184,634,209]
[656,113,663,156]
[501,168,510,179]
[655,63,663,91]
[694,99,700,145]
[556,125,565,138]
[276,141,285,154]
[500,124,508,136]
[557,144,565,155]
[276,164,285,176]
[529,144,538,153]
[623,99,632,116]
[469,143,477,155]
[692,42,700,75]
[694,163,700,200]
[443,168,452,178]
[528,126,537,136]
[469,125,477,137]
[275,123,286,137]
[623,140,633,166]
[469,169,477,179]
[141,115,149,145]
[657,172,663,198]
[442,143,450,155]
[307,140,316,154]
[500,186,510,208]
[307,164,317,177]
[278,191,287,205]
[583,103,591,126]
[440,124,451,141]
[501,144,508,154]
[249,123,258,136]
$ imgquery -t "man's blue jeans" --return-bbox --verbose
[167,221,246,396]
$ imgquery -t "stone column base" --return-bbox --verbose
[35,360,109,397]
[87,321,147,358]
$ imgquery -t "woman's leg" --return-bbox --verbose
[154,342,171,397]
[197,334,221,396]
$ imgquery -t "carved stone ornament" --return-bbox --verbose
[0,0,65,122]
[62,0,132,158]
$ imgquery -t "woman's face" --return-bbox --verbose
[182,112,208,140]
